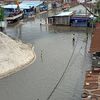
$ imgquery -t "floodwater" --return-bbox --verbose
[0,11,91,100]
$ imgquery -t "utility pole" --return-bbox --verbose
[85,0,88,41]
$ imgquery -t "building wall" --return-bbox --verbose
[63,0,77,3]
[48,16,71,25]
[48,3,52,10]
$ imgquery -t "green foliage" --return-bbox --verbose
[96,16,100,22]
[92,1,100,23]
[95,1,100,16]
[90,17,100,26]
[0,6,4,21]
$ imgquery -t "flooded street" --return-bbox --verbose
[0,11,91,100]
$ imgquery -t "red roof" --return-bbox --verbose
[90,23,100,53]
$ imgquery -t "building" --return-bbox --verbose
[48,11,73,25]
[70,15,90,27]
[90,23,100,69]
[67,4,92,27]
[82,23,100,100]
[2,1,46,18]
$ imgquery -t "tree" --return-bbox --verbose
[94,1,100,23]
[95,0,100,22]
[95,0,100,16]
[81,1,100,23]
[0,6,4,21]
[81,0,100,17]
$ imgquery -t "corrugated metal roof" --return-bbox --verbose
[90,23,100,53]
[2,1,43,9]
[2,4,17,9]
[22,1,43,7]
[2,4,30,9]
[54,11,73,17]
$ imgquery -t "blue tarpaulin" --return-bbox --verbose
[71,17,89,21]
[70,17,90,27]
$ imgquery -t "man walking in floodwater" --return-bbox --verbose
[72,37,75,46]
[72,33,75,46]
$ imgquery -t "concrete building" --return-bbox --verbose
[48,11,73,25]
[68,4,91,27]
[90,23,100,69]
[82,23,100,100]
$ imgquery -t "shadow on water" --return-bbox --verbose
[14,22,24,40]
[16,26,22,40]
[48,25,87,34]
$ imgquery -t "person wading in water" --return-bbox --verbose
[72,34,75,46]
[72,37,75,46]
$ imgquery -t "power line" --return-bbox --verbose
[46,35,79,100]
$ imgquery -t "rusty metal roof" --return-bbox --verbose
[90,23,100,53]
[82,70,100,100]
